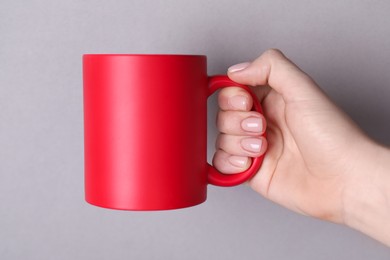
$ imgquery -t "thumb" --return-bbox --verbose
[227,49,324,103]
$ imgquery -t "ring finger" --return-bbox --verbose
[216,134,267,157]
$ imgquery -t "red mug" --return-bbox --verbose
[83,54,265,210]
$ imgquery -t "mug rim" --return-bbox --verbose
[83,54,206,58]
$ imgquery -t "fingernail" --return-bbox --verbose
[241,117,263,133]
[228,62,250,73]
[228,95,249,110]
[228,155,248,168]
[241,138,262,153]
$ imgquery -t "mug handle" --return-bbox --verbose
[207,75,265,187]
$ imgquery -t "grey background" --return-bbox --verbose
[1,0,390,259]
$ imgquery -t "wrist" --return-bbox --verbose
[342,139,390,245]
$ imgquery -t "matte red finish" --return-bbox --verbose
[83,54,265,210]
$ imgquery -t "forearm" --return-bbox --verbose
[343,141,390,246]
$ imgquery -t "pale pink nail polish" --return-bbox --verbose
[241,117,263,133]
[228,95,249,110]
[241,138,262,153]
[228,155,248,168]
[228,62,250,73]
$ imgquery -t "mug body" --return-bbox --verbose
[83,54,208,210]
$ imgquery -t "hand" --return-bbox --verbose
[213,49,383,225]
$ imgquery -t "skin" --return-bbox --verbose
[213,49,390,246]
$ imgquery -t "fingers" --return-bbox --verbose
[216,134,267,157]
[212,150,252,174]
[213,135,268,174]
[217,111,265,136]
[214,109,266,173]
[217,86,266,136]
[218,86,253,111]
[227,49,324,103]
[213,86,267,173]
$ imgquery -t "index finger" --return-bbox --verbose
[218,87,253,112]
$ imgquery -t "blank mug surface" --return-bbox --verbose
[83,54,264,210]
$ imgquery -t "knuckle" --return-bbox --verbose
[264,48,284,57]
[216,111,228,132]
[217,111,236,133]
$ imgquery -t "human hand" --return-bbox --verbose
[213,49,379,224]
